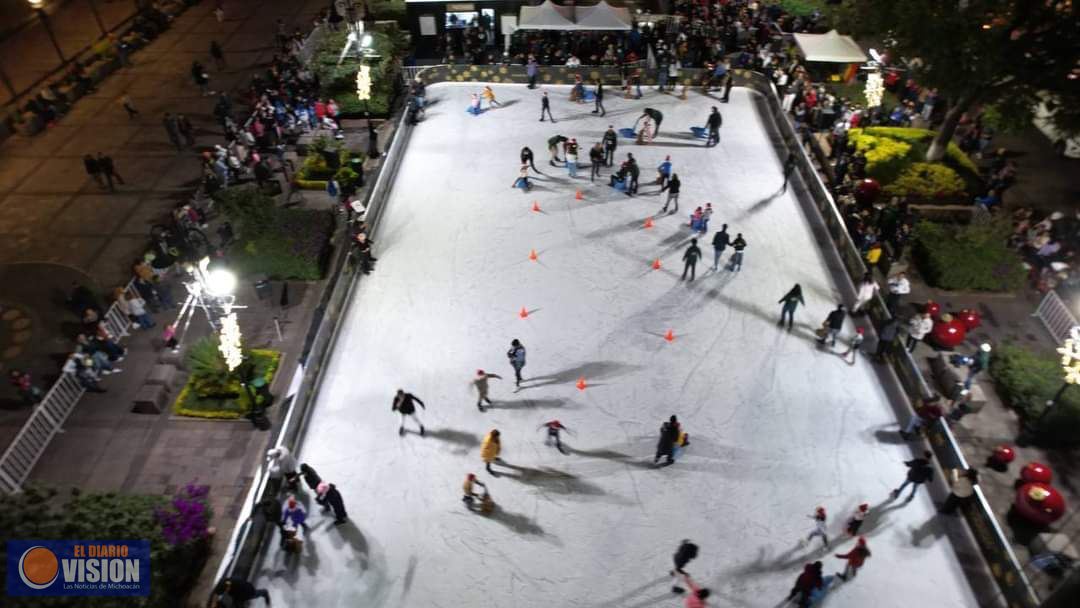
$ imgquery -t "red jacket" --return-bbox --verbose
[835,545,871,568]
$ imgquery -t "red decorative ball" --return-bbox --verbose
[1021,461,1053,484]
[958,308,982,331]
[1014,482,1066,525]
[991,445,1015,464]
[853,178,881,205]
[932,317,967,349]
[925,300,942,319]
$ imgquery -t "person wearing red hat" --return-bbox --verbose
[834,537,871,581]
[801,506,829,548]
[462,473,486,506]
[539,420,570,454]
[845,504,869,536]
[473,370,502,412]
[842,327,865,363]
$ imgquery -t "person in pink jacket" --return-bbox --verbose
[680,573,711,607]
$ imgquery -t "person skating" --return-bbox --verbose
[720,73,734,102]
[778,284,805,331]
[711,224,730,271]
[392,389,426,436]
[566,140,579,177]
[473,369,501,411]
[482,85,501,108]
[512,163,532,191]
[266,446,300,490]
[462,473,487,506]
[281,494,309,532]
[817,304,846,347]
[842,327,865,363]
[354,232,377,274]
[659,173,681,214]
[681,238,702,281]
[592,79,606,116]
[539,419,569,454]
[636,108,664,136]
[890,450,935,502]
[899,396,944,440]
[547,134,567,166]
[315,481,348,525]
[845,503,870,536]
[781,151,799,193]
[520,146,540,173]
[589,143,604,182]
[481,429,503,475]
[705,107,722,147]
[602,126,617,166]
[669,539,699,592]
[787,562,823,608]
[506,339,526,387]
[656,155,673,187]
[729,233,747,271]
[540,91,556,122]
[834,537,871,581]
[801,506,829,548]
[626,153,640,196]
[654,415,681,465]
[299,463,322,493]
[678,573,711,607]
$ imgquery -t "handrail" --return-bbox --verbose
[0,278,138,494]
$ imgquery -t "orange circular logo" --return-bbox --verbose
[19,546,59,589]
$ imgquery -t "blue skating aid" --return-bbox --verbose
[466,106,483,115]
[690,126,707,138]
[514,178,530,190]
[583,91,596,102]
[611,178,627,192]
[618,127,636,139]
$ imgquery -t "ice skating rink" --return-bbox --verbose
[254,84,981,607]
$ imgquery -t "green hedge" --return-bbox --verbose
[294,137,364,190]
[213,187,334,279]
[0,486,211,607]
[174,345,281,419]
[990,344,1080,446]
[311,23,409,116]
[847,127,981,202]
[912,219,1026,291]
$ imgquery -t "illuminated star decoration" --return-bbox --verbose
[356,66,372,101]
[1057,326,1080,385]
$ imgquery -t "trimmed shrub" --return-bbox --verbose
[846,127,981,202]
[990,344,1080,446]
[884,162,967,199]
[912,219,1026,291]
[174,346,282,419]
[294,146,364,190]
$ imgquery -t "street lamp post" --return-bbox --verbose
[28,1,66,64]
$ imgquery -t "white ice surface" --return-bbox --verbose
[254,84,980,607]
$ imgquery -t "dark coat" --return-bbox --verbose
[825,309,845,330]
[706,111,722,130]
[657,421,679,454]
[905,458,934,483]
[393,392,424,415]
[683,243,702,263]
[712,230,730,250]
[603,129,618,150]
[318,483,347,519]
[673,541,699,567]
[661,176,680,194]
[300,463,322,490]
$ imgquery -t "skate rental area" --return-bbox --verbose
[252,84,981,607]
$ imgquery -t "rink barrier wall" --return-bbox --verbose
[410,63,712,88]
[210,92,416,597]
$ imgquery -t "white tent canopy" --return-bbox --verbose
[792,30,867,63]
[518,0,576,30]
[574,1,632,31]
[517,1,632,31]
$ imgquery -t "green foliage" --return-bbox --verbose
[175,349,282,418]
[369,0,406,23]
[777,0,831,16]
[884,162,967,199]
[211,185,274,229]
[294,143,364,188]
[0,486,211,607]
[990,344,1080,446]
[187,336,232,397]
[311,23,409,116]
[848,128,912,183]
[847,127,980,200]
[334,167,360,188]
[912,219,1025,291]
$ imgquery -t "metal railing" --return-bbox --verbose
[0,278,137,494]
[1034,289,1078,343]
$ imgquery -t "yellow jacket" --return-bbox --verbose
[866,246,882,265]
[480,433,500,463]
[482,88,495,100]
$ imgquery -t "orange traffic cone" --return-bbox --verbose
[519,307,529,319]
[576,377,587,391]
[575,190,584,200]
[652,258,662,270]
[532,201,541,212]
[529,249,538,261]
[664,329,675,343]
[644,217,654,229]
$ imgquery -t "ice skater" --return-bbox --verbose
[656,155,673,187]
[834,537,871,581]
[781,151,799,193]
[635,107,664,136]
[845,503,869,536]
[787,562,823,608]
[391,389,426,436]
[566,141,579,177]
[468,93,482,116]
[462,473,486,506]
[778,284,805,331]
[539,419,570,454]
[721,73,734,102]
[506,339,526,387]
[473,369,501,411]
[711,224,730,271]
[540,91,556,122]
[589,143,604,182]
[547,134,567,166]
[654,415,681,465]
[801,506,829,548]
[681,238,702,281]
[841,327,865,363]
[592,79,606,116]
[315,481,347,525]
[676,573,711,605]
[602,126,617,166]
[728,233,747,271]
[625,153,640,195]
[705,107,722,147]
[670,539,699,576]
[520,146,540,173]
[890,450,935,502]
[816,304,846,347]
[659,173,681,214]
[481,85,501,108]
[481,429,503,475]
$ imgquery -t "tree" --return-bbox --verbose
[837,0,1080,161]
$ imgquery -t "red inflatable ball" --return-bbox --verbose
[1021,461,1053,484]
[958,308,982,331]
[991,445,1016,465]
[1014,482,1066,526]
[925,300,942,319]
[853,178,881,206]
[932,314,967,349]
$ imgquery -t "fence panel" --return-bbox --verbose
[1035,290,1078,344]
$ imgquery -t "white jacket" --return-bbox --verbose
[908,315,933,340]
